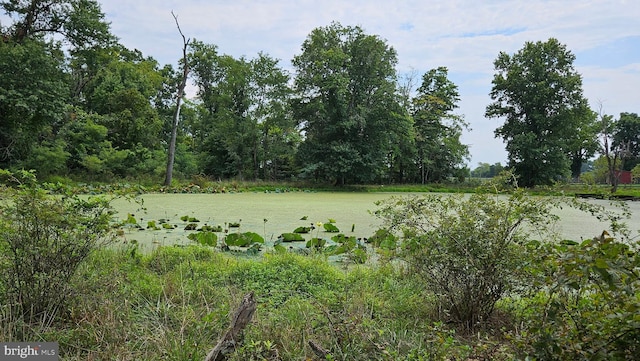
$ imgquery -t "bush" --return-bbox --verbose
[0,180,116,331]
[374,178,558,329]
[521,232,640,360]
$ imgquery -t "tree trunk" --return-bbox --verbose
[164,12,190,187]
[570,152,583,180]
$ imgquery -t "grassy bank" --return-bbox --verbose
[2,245,518,360]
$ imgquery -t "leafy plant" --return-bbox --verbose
[374,177,558,329]
[306,237,326,250]
[323,223,340,232]
[521,231,640,360]
[224,232,264,248]
[199,224,223,232]
[330,234,367,264]
[293,226,312,233]
[187,231,218,247]
[367,229,398,250]
[180,215,199,222]
[0,179,116,329]
[280,233,305,242]
[146,220,160,230]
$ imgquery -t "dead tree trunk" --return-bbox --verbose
[164,11,190,187]
[204,292,257,361]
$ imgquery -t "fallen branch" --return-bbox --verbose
[308,339,332,360]
[204,292,257,361]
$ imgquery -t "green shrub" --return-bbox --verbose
[374,179,558,329]
[521,232,640,360]
[0,181,116,330]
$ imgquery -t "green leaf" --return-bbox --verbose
[594,258,608,269]
[306,237,326,249]
[323,223,340,232]
[280,233,305,242]
[273,244,287,254]
[225,232,264,247]
[293,226,312,233]
[188,231,217,247]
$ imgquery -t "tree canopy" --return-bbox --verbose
[0,1,636,186]
[291,22,408,185]
[410,67,469,183]
[486,38,593,187]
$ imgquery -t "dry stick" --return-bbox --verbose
[308,339,332,360]
[204,292,257,361]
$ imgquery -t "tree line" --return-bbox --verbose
[1,1,637,187]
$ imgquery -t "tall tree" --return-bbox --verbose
[596,108,623,192]
[292,22,406,184]
[189,41,256,179]
[0,0,113,171]
[249,53,298,180]
[83,48,164,150]
[411,67,469,183]
[567,108,599,180]
[486,38,591,187]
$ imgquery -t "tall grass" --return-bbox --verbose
[3,244,511,360]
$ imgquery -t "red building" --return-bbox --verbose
[615,170,632,184]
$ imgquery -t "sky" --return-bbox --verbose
[7,1,640,167]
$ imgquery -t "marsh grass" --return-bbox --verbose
[2,244,519,360]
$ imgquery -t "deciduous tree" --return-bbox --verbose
[292,22,407,184]
[411,67,469,183]
[486,38,591,187]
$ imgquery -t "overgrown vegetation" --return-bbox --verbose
[374,180,558,329]
[0,171,638,360]
[0,170,116,337]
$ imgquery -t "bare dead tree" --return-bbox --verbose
[164,11,190,187]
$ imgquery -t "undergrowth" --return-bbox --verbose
[1,245,516,360]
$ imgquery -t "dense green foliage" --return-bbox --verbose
[291,22,409,185]
[0,1,478,185]
[486,38,595,187]
[613,112,640,172]
[374,176,558,328]
[407,67,469,183]
[1,1,637,187]
[588,111,640,192]
[0,171,115,335]
[522,232,640,359]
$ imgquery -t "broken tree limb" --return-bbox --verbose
[308,339,332,360]
[204,292,257,361]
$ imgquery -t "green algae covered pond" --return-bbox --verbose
[110,192,640,252]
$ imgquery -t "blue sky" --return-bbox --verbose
[6,0,639,167]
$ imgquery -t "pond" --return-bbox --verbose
[111,192,640,251]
